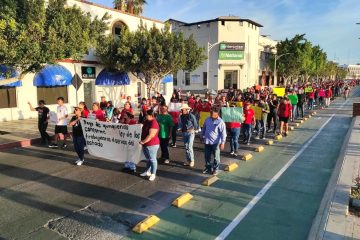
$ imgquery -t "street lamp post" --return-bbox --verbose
[207,41,222,89]
[274,53,292,86]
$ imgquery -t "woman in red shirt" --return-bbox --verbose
[242,103,255,145]
[90,102,106,122]
[79,102,89,118]
[120,102,133,123]
[278,97,292,137]
[139,109,160,181]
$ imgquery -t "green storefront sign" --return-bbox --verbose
[219,51,244,60]
[81,66,96,79]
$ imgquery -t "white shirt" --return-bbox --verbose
[56,105,68,126]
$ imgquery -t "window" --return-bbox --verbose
[37,86,68,105]
[173,72,178,86]
[221,21,225,26]
[203,72,208,86]
[0,87,17,109]
[185,72,190,86]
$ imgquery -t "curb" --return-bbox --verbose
[0,138,41,150]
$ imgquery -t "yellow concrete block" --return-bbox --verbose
[225,163,239,172]
[172,193,193,208]
[202,176,219,186]
[275,135,282,140]
[266,140,274,145]
[304,117,308,121]
[255,146,265,152]
[308,115,312,118]
[312,111,317,115]
[294,123,300,127]
[242,153,253,161]
[132,215,160,234]
[289,126,295,131]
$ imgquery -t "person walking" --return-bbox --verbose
[267,94,279,133]
[288,90,298,121]
[49,97,68,148]
[70,107,86,166]
[226,105,241,157]
[28,100,52,145]
[242,103,255,145]
[325,86,332,107]
[297,88,306,119]
[157,105,174,164]
[178,104,198,167]
[258,97,270,139]
[278,97,292,137]
[139,109,160,181]
[202,107,227,175]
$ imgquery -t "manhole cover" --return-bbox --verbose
[0,131,10,135]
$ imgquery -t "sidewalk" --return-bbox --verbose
[0,119,54,149]
[312,115,360,240]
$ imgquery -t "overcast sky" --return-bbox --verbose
[93,0,360,65]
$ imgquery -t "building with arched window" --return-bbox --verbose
[0,0,172,122]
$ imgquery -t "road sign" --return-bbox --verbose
[71,73,83,91]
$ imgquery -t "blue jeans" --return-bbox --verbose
[229,128,240,152]
[143,145,159,175]
[183,132,195,162]
[292,104,297,121]
[205,144,221,171]
[73,135,85,160]
[243,124,252,143]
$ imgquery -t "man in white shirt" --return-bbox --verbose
[49,97,69,148]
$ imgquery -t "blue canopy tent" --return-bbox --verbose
[0,65,22,87]
[33,65,72,87]
[95,69,130,86]
[161,75,173,83]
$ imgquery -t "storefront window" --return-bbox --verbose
[37,86,68,105]
[0,87,17,108]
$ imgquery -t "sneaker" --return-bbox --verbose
[48,143,58,148]
[75,159,81,165]
[247,142,250,146]
[76,160,84,166]
[212,170,219,176]
[233,151,238,157]
[189,161,195,167]
[149,174,156,181]
[202,168,211,174]
[164,159,170,164]
[140,171,151,177]
[230,151,235,156]
[62,144,67,149]
[171,144,177,148]
[84,146,88,150]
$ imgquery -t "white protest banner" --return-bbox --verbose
[80,118,144,164]
[168,102,182,112]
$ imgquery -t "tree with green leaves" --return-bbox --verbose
[96,24,207,97]
[0,0,108,85]
[114,0,147,15]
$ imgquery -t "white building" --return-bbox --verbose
[0,0,172,122]
[341,64,360,79]
[258,35,278,86]
[169,16,277,92]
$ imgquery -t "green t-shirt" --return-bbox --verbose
[156,114,174,138]
[288,94,298,105]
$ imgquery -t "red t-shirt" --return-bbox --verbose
[82,108,89,118]
[201,102,212,112]
[243,108,255,124]
[278,103,292,118]
[309,92,315,99]
[325,89,332,98]
[91,109,106,121]
[141,119,160,146]
[226,122,241,128]
[127,119,137,125]
[188,98,196,109]
[169,111,180,124]
[120,108,133,119]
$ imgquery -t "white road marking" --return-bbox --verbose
[215,99,350,240]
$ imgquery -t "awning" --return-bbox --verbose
[33,65,73,87]
[95,69,130,86]
[0,65,22,87]
[162,75,173,83]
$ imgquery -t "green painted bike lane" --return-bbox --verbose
[126,96,355,240]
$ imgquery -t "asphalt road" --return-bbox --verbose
[0,87,359,240]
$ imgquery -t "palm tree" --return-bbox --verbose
[113,0,147,15]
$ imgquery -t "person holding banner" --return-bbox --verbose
[157,105,174,164]
[178,104,198,168]
[226,105,241,157]
[139,109,160,181]
[243,103,255,145]
[202,107,227,175]
[70,107,86,166]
